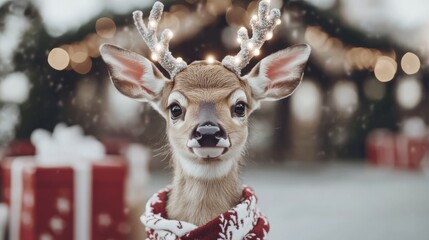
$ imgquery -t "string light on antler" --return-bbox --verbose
[133,1,187,78]
[253,49,261,56]
[222,0,281,75]
[206,55,216,64]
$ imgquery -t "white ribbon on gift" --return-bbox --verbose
[9,123,106,240]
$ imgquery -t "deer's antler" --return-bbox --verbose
[222,0,281,75]
[133,1,187,78]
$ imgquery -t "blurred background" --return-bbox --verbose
[0,0,428,239]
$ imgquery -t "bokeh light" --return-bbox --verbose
[0,72,31,104]
[69,44,89,64]
[47,48,70,71]
[206,55,216,64]
[71,58,92,74]
[95,17,116,39]
[225,6,246,26]
[332,81,359,116]
[395,77,422,110]
[401,52,420,75]
[374,56,397,82]
[291,80,322,122]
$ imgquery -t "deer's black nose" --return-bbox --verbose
[192,121,226,147]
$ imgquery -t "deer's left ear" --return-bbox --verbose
[244,44,311,101]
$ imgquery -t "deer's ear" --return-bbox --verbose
[99,44,169,102]
[244,44,311,101]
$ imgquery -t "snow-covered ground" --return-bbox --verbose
[148,162,429,240]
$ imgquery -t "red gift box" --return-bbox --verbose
[1,156,128,240]
[366,129,429,169]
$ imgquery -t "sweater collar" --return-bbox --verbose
[141,186,269,240]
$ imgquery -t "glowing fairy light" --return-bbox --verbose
[221,0,281,75]
[176,57,183,62]
[401,52,420,75]
[148,20,157,29]
[155,44,162,52]
[253,49,260,56]
[166,30,174,39]
[133,1,187,78]
[151,53,159,61]
[206,55,215,64]
[234,56,241,65]
[275,19,281,25]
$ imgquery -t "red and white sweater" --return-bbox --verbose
[141,186,269,240]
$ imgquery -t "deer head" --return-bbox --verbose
[100,0,311,180]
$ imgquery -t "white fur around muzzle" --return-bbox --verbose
[193,147,224,158]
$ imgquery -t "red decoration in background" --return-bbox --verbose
[366,129,429,169]
[1,140,130,240]
[4,140,35,156]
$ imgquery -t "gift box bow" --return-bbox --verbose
[10,123,108,240]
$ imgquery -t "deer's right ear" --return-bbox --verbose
[99,44,170,102]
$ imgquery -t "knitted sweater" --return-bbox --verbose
[141,186,269,240]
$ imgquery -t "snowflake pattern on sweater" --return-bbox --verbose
[141,186,269,240]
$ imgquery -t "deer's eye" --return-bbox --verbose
[233,102,246,117]
[169,103,183,119]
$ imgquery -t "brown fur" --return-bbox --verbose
[159,62,253,225]
[101,43,309,226]
[167,165,242,226]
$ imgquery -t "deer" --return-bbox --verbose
[100,0,310,239]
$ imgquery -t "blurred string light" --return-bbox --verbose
[374,56,397,82]
[48,48,70,71]
[346,47,383,71]
[332,81,358,117]
[290,80,322,123]
[363,78,386,101]
[395,77,422,110]
[400,52,420,75]
[206,0,231,16]
[48,18,108,74]
[71,57,92,75]
[304,26,411,80]
[225,5,247,27]
[0,72,30,104]
[95,17,116,39]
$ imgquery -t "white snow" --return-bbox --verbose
[32,0,155,37]
[149,162,429,240]
[0,14,30,69]
[0,104,20,144]
[0,72,31,104]
[395,77,422,110]
[30,123,106,164]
